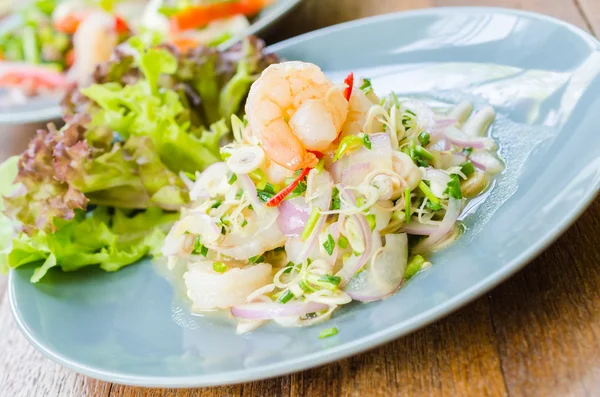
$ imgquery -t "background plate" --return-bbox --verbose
[0,0,301,124]
[9,7,600,387]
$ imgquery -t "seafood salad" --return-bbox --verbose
[163,61,504,333]
[0,0,273,101]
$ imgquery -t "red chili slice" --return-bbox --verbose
[265,167,312,208]
[343,72,354,101]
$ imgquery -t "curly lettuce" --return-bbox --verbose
[1,36,278,281]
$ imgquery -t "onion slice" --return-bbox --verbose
[414,197,462,253]
[231,302,329,320]
[344,233,408,302]
[277,198,309,237]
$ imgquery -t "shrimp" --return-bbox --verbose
[67,11,118,87]
[185,261,272,310]
[245,61,349,171]
[341,81,381,137]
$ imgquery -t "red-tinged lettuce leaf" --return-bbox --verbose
[3,122,89,235]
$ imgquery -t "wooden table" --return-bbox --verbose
[1,1,599,396]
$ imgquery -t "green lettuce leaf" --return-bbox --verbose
[3,206,177,282]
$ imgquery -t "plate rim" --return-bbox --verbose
[9,5,600,388]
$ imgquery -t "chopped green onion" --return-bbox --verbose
[278,290,294,303]
[405,255,426,280]
[301,207,321,240]
[298,280,316,293]
[414,145,433,161]
[235,189,243,200]
[360,78,373,94]
[257,184,276,202]
[323,234,335,256]
[211,200,222,209]
[319,327,339,339]
[418,181,440,206]
[366,214,377,231]
[241,219,248,227]
[338,234,349,249]
[363,134,372,150]
[425,200,443,211]
[248,255,265,264]
[333,135,365,161]
[318,274,341,286]
[460,160,475,177]
[192,238,208,256]
[444,174,463,199]
[212,262,227,273]
[330,187,341,210]
[462,147,473,156]
[404,188,411,224]
[316,158,325,173]
[418,131,431,146]
[227,173,238,185]
[405,109,416,116]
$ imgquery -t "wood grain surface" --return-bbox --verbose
[1,0,599,396]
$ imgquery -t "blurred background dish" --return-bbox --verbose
[0,0,301,128]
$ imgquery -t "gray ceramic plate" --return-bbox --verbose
[0,0,301,124]
[9,7,600,387]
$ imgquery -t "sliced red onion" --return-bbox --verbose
[345,233,408,302]
[231,301,329,320]
[444,127,494,149]
[470,151,503,174]
[430,118,457,139]
[415,197,462,253]
[277,197,309,237]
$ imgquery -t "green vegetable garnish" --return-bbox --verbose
[318,274,341,286]
[278,290,294,304]
[404,188,411,224]
[405,255,426,280]
[228,173,238,185]
[360,78,373,94]
[334,135,367,161]
[366,214,377,231]
[212,261,227,273]
[363,134,372,150]
[323,234,335,256]
[257,183,277,202]
[192,238,208,257]
[248,255,265,264]
[418,131,431,146]
[301,207,321,240]
[211,200,222,209]
[462,147,474,156]
[315,158,326,173]
[330,187,341,211]
[319,327,339,339]
[338,235,349,249]
[460,160,475,177]
[444,174,463,199]
[418,181,440,207]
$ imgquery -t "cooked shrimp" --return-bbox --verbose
[245,61,349,171]
[341,81,381,137]
[185,261,272,310]
[67,11,118,86]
